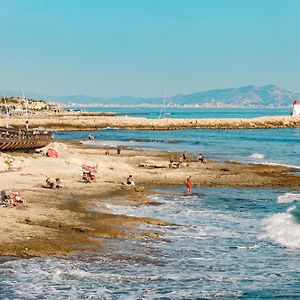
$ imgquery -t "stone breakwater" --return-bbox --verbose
[1,114,300,130]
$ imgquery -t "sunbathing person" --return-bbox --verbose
[8,192,27,207]
[46,177,56,188]
[82,172,96,183]
[126,175,135,186]
[55,178,63,188]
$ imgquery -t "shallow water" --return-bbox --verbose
[56,107,300,168]
[2,107,299,299]
[56,127,300,168]
[1,187,300,299]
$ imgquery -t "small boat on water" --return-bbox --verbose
[0,127,53,151]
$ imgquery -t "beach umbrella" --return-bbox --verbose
[82,165,97,173]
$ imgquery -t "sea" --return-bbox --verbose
[1,107,299,299]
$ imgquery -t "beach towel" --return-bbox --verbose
[47,148,58,158]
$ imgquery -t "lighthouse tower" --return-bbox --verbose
[292,100,300,116]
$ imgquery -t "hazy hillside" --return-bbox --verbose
[170,85,299,106]
[1,84,299,106]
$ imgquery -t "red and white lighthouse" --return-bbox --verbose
[292,100,300,116]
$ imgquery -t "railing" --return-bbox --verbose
[0,127,52,140]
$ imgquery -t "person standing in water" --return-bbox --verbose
[186,176,192,195]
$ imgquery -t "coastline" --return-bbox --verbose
[0,113,300,130]
[0,141,299,258]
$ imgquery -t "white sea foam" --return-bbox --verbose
[261,162,300,169]
[277,193,300,204]
[250,153,265,159]
[262,210,300,249]
[236,245,260,250]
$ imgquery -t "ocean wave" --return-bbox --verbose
[250,153,265,159]
[289,205,300,223]
[277,193,300,204]
[101,126,120,130]
[262,209,300,249]
[253,161,300,169]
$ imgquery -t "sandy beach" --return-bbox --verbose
[0,141,299,258]
[0,113,300,130]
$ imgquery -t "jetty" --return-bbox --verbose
[0,113,299,131]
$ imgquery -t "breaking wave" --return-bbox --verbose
[277,193,300,204]
[262,205,300,249]
[250,153,265,159]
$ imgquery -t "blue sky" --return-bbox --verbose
[0,0,300,97]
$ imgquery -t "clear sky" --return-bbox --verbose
[0,0,300,97]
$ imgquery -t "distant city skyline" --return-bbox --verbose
[1,0,300,97]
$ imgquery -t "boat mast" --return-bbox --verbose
[22,91,29,130]
[3,94,9,129]
[159,90,167,119]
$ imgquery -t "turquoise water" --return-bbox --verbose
[1,108,299,299]
[1,187,300,299]
[57,127,300,168]
[76,106,292,119]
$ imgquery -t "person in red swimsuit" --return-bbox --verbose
[186,176,192,195]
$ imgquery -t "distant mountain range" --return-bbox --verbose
[0,84,299,107]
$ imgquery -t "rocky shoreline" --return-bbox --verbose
[0,114,299,130]
[0,141,299,258]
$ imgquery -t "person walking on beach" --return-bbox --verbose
[186,176,192,195]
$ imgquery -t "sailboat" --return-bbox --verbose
[0,95,53,151]
[159,91,168,119]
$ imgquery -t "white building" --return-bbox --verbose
[292,100,300,116]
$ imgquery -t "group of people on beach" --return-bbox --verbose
[45,177,63,189]
[169,152,205,169]
[169,152,206,195]
[0,190,27,208]
[82,171,96,183]
[105,147,122,156]
[41,144,203,198]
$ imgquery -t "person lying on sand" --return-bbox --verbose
[55,178,63,188]
[7,192,28,207]
[46,177,63,189]
[46,177,56,188]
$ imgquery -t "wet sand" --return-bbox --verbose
[0,141,299,258]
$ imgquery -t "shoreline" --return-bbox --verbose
[0,141,299,258]
[1,114,300,130]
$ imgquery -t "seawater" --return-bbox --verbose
[76,107,292,119]
[57,127,300,168]
[1,187,300,299]
[1,108,299,299]
[56,107,300,167]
